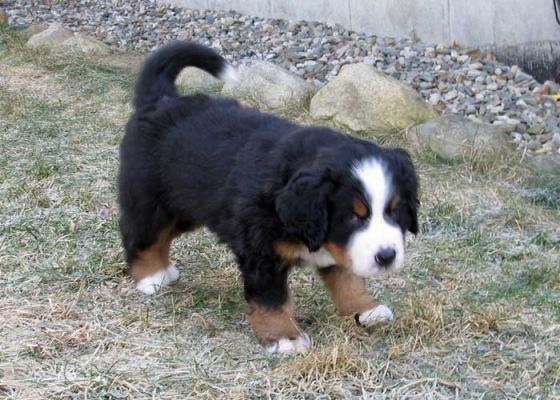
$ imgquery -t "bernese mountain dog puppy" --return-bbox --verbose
[118,41,419,354]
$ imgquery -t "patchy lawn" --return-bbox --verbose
[0,28,559,399]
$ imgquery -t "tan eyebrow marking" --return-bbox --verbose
[390,194,400,211]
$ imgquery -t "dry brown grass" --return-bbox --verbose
[0,27,559,399]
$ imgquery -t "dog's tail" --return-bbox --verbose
[133,41,238,110]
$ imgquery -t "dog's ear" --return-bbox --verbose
[391,148,420,234]
[275,169,333,251]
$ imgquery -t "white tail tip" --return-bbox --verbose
[219,63,239,85]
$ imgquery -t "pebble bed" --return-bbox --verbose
[4,0,560,155]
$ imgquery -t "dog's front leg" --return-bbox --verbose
[317,265,394,326]
[241,260,311,354]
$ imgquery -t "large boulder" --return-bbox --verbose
[310,63,435,133]
[58,33,111,55]
[26,23,72,50]
[23,23,49,38]
[222,61,316,113]
[176,67,224,96]
[410,114,514,163]
[527,153,560,175]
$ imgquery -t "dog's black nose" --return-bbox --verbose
[375,248,396,267]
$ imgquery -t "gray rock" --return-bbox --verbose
[222,61,316,112]
[57,33,111,55]
[514,70,532,84]
[4,0,558,154]
[26,23,73,50]
[527,139,542,151]
[0,9,7,26]
[310,63,435,133]
[410,114,514,163]
[176,67,224,96]
[444,90,458,101]
[527,154,560,174]
[552,132,560,148]
[544,80,560,94]
[22,23,49,37]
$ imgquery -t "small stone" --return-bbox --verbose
[511,132,523,143]
[527,124,545,135]
[514,70,532,84]
[482,65,495,74]
[380,47,400,57]
[428,93,442,105]
[535,142,555,154]
[464,48,482,59]
[303,60,322,74]
[444,90,458,101]
[467,69,483,77]
[527,139,541,151]
[468,62,484,70]
[544,80,560,94]
[222,16,235,26]
[419,72,434,82]
[465,104,477,115]
[553,132,560,148]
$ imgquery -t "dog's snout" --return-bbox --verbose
[375,247,396,267]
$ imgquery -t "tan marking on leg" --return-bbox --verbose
[247,301,303,345]
[317,265,375,316]
[323,242,352,269]
[274,241,306,262]
[130,222,177,282]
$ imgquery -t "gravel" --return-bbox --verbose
[3,0,560,156]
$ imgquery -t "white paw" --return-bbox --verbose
[357,305,394,327]
[136,263,180,295]
[266,333,312,354]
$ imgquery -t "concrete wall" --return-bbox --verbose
[163,0,560,46]
[162,0,560,80]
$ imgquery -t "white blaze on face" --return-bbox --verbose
[348,158,405,277]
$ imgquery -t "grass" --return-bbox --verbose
[0,27,559,399]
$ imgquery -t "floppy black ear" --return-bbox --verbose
[407,197,420,235]
[392,148,420,234]
[275,169,332,251]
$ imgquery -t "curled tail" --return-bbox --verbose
[133,41,238,110]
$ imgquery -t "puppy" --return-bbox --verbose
[118,42,419,354]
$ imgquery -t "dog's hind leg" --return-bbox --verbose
[126,219,179,295]
[121,211,197,295]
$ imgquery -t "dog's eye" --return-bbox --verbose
[352,199,369,220]
[385,195,400,216]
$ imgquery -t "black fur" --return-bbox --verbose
[118,41,419,311]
